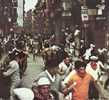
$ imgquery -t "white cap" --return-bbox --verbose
[51,45,60,51]
[90,56,98,61]
[98,48,102,53]
[90,44,95,48]
[13,88,34,100]
[37,77,50,86]
[81,40,84,43]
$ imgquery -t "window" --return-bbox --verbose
[86,0,97,9]
[62,1,72,11]
[13,2,18,6]
[12,0,17,2]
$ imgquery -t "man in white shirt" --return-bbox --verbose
[86,55,103,99]
[3,50,22,100]
[32,48,64,100]
[58,56,73,77]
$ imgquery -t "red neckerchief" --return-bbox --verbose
[90,62,97,70]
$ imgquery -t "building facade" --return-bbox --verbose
[24,9,32,34]
[0,0,18,34]
[32,0,109,49]
[17,0,25,27]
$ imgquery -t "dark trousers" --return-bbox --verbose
[88,81,99,99]
[0,77,11,99]
[104,78,109,89]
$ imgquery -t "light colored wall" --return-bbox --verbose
[17,0,24,27]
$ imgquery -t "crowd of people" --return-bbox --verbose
[0,31,109,100]
[32,44,109,100]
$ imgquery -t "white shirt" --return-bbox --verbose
[86,62,101,80]
[3,60,20,83]
[83,47,93,60]
[59,61,68,73]
[13,88,34,100]
[45,70,56,82]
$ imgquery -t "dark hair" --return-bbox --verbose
[9,50,20,60]
[17,51,26,59]
[9,50,25,60]
[75,60,86,70]
[45,49,62,68]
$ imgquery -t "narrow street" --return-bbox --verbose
[0,0,109,99]
[22,54,109,99]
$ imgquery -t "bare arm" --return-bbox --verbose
[62,82,77,96]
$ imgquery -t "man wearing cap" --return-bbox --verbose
[33,77,54,100]
[32,49,64,100]
[86,55,106,82]
[86,55,106,99]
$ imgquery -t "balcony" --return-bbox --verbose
[62,0,72,17]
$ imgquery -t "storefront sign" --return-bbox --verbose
[81,6,89,21]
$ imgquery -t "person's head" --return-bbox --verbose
[64,57,70,66]
[44,40,49,48]
[90,56,98,62]
[9,49,27,63]
[9,49,21,61]
[75,60,86,78]
[45,49,62,75]
[37,77,51,98]
[90,44,95,48]
[89,56,98,69]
